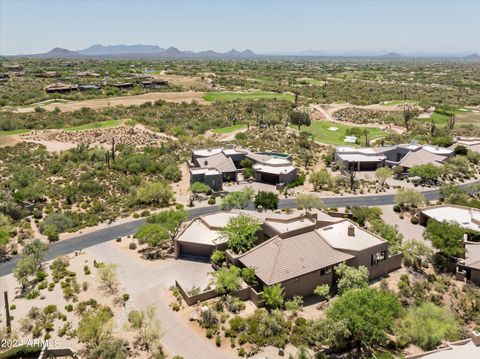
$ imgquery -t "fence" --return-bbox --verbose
[176,280,263,307]
[369,253,403,280]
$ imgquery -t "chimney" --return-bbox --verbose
[348,224,355,237]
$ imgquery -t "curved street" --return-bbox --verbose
[0,181,478,276]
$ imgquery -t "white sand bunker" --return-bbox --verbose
[344,136,357,143]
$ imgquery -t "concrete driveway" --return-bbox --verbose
[88,242,232,359]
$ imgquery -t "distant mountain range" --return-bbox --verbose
[14,44,257,59]
[6,44,480,60]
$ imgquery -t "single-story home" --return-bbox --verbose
[334,141,454,173]
[44,83,78,93]
[239,218,401,298]
[189,146,297,190]
[175,208,402,299]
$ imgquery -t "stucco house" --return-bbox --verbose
[189,147,297,190]
[175,209,402,299]
[239,218,400,298]
[334,141,453,173]
[419,204,480,285]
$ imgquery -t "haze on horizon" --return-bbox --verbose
[1,0,479,56]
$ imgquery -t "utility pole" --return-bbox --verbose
[4,291,11,334]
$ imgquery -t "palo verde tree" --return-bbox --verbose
[221,187,255,210]
[309,170,333,191]
[135,209,188,248]
[394,188,425,210]
[409,164,444,185]
[295,193,325,211]
[210,265,243,295]
[221,215,261,254]
[423,219,466,257]
[396,302,460,350]
[335,263,369,295]
[375,167,393,187]
[327,287,401,347]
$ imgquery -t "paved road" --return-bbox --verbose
[1,182,478,276]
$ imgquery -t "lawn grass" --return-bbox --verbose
[0,129,31,136]
[204,91,294,102]
[211,124,247,134]
[296,78,322,85]
[291,120,386,145]
[418,107,470,126]
[64,119,123,132]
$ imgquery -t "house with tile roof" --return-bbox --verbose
[238,218,400,298]
[189,146,297,190]
[174,209,402,299]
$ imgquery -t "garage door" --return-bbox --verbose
[259,172,279,184]
[359,162,378,171]
[179,242,214,259]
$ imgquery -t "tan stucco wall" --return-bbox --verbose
[280,270,333,299]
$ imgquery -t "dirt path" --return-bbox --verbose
[12,91,208,113]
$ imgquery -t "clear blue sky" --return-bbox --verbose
[1,0,479,55]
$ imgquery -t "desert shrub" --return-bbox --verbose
[396,302,460,350]
[225,295,246,313]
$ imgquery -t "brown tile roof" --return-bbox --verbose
[197,152,236,173]
[239,231,353,285]
[398,148,446,169]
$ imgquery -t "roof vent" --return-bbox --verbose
[348,224,355,237]
[204,160,208,165]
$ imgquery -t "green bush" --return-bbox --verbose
[396,302,460,350]
[190,182,211,194]
[211,250,226,266]
[43,304,57,315]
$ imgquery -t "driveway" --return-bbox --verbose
[87,242,232,359]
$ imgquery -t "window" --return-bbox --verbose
[371,251,387,266]
[320,267,331,276]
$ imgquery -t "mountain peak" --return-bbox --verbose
[381,52,404,58]
[466,53,480,60]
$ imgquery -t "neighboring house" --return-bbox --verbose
[175,209,402,299]
[419,204,480,235]
[239,218,400,298]
[458,242,480,285]
[419,204,480,285]
[189,147,297,190]
[109,82,134,89]
[78,84,102,91]
[44,83,78,93]
[142,79,169,88]
[455,136,480,154]
[334,141,453,173]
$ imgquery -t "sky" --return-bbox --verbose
[1,0,479,55]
